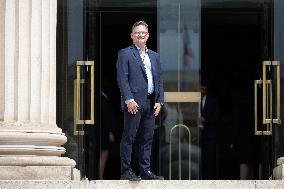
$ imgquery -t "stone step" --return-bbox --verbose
[0,180,284,189]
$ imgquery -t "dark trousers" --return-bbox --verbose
[202,138,217,179]
[120,96,155,174]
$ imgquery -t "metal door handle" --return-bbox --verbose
[169,124,191,179]
[263,61,281,125]
[74,61,95,136]
[272,61,281,124]
[254,79,272,135]
[262,61,271,125]
[254,60,281,136]
[74,79,85,136]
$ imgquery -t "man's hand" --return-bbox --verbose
[197,116,205,125]
[154,103,161,116]
[127,101,139,114]
[109,132,115,142]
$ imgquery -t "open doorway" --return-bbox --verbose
[90,9,157,180]
[201,7,264,179]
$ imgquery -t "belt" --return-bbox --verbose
[147,93,154,99]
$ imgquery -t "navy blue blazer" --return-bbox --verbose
[116,44,164,110]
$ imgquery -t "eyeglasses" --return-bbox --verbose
[133,31,148,36]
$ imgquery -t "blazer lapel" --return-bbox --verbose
[130,45,147,75]
[148,51,157,77]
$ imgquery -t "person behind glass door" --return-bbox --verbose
[116,21,164,180]
[98,90,115,179]
[231,71,254,180]
[199,83,220,179]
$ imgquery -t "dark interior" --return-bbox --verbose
[201,8,263,179]
[92,9,157,179]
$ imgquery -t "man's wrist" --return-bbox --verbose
[125,99,134,105]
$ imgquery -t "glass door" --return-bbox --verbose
[158,0,201,180]
[199,0,283,180]
[252,0,274,179]
[254,0,284,179]
[57,0,95,179]
[271,0,284,180]
[157,0,283,180]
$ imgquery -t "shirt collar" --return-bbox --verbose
[134,44,148,54]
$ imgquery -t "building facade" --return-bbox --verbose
[0,0,284,180]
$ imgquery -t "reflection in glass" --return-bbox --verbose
[158,0,201,179]
[158,0,200,92]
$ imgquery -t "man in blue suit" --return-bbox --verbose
[116,21,164,180]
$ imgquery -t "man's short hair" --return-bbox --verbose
[131,21,148,32]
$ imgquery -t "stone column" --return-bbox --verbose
[0,0,77,180]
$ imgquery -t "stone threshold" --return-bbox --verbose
[0,180,284,189]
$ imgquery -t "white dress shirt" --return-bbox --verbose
[125,45,154,105]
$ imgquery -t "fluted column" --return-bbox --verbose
[41,0,50,123]
[0,1,5,121]
[0,0,76,180]
[49,0,57,124]
[30,0,41,122]
[4,0,15,122]
[18,0,30,121]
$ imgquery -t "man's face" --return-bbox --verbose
[131,25,149,46]
[200,86,207,97]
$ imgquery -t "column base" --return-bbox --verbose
[0,156,78,180]
[0,122,78,180]
[273,157,284,180]
[0,122,67,156]
[273,164,284,180]
[0,166,78,180]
